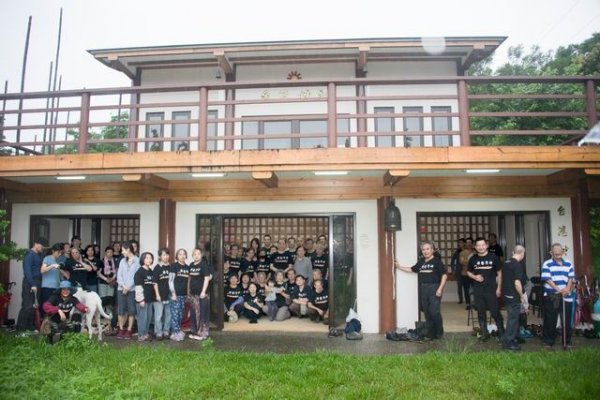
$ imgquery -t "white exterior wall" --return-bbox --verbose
[176,200,380,333]
[8,203,160,320]
[394,198,574,330]
[137,60,461,152]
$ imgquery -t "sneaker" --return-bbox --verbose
[189,334,202,341]
[155,334,163,341]
[178,331,186,341]
[479,333,490,342]
[502,343,521,351]
[250,319,258,324]
[123,330,132,340]
[138,335,149,342]
[170,333,179,341]
[163,331,170,338]
[116,329,124,339]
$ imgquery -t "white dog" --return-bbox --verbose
[74,288,112,341]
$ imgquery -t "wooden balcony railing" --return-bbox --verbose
[0,76,597,155]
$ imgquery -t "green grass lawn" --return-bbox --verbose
[0,334,598,399]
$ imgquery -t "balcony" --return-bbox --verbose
[0,75,598,156]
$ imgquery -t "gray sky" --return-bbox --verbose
[1,0,599,92]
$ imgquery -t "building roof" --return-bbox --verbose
[88,36,507,79]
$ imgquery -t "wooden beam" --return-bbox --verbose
[357,45,369,74]
[461,43,486,69]
[107,56,136,80]
[584,168,600,175]
[383,169,410,186]
[122,173,170,190]
[0,178,30,192]
[252,171,278,188]
[214,50,233,76]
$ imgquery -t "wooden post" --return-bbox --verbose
[198,87,208,151]
[378,196,396,333]
[457,80,471,146]
[357,84,367,147]
[159,199,176,258]
[585,79,598,128]
[571,178,593,283]
[327,82,337,148]
[224,89,234,151]
[78,92,90,154]
[0,189,12,287]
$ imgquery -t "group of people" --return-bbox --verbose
[397,235,575,351]
[17,236,212,342]
[222,234,331,324]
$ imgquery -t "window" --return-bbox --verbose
[299,120,327,148]
[432,106,452,147]
[172,111,191,151]
[241,121,259,150]
[403,106,423,148]
[264,121,292,149]
[145,112,164,151]
[206,110,219,151]
[374,107,395,148]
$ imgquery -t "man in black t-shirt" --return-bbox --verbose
[501,245,525,351]
[396,241,448,340]
[224,274,244,321]
[224,244,242,279]
[289,275,312,317]
[467,237,504,341]
[308,279,329,323]
[311,244,328,279]
[270,239,293,275]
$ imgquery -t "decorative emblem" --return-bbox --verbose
[558,206,565,216]
[287,71,302,80]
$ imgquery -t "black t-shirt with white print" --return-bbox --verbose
[270,251,293,272]
[243,292,264,311]
[224,284,243,308]
[46,293,82,323]
[311,254,328,277]
[134,266,155,303]
[240,258,256,278]
[226,256,242,278]
[172,262,190,296]
[153,264,170,301]
[291,284,312,301]
[310,288,329,311]
[411,257,446,285]
[64,258,88,289]
[255,259,271,276]
[189,259,211,296]
[468,252,502,289]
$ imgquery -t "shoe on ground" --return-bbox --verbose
[479,333,490,342]
[189,334,201,341]
[137,335,149,342]
[465,305,471,310]
[516,337,526,344]
[170,333,179,341]
[123,330,132,340]
[249,319,258,324]
[155,334,162,341]
[502,343,521,351]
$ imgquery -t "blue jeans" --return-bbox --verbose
[153,300,171,336]
[136,302,152,337]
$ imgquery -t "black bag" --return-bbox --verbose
[415,321,430,339]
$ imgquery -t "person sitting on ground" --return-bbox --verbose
[307,279,329,323]
[312,269,328,291]
[255,271,268,297]
[224,274,244,322]
[243,282,264,324]
[285,269,297,302]
[266,271,290,321]
[240,273,251,296]
[42,281,88,344]
[289,275,312,318]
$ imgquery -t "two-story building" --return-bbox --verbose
[1,37,598,333]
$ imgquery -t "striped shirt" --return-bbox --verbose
[541,258,575,302]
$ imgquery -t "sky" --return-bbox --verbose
[0,0,599,93]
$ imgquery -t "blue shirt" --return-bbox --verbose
[117,256,140,291]
[23,249,42,287]
[541,258,575,302]
[41,255,61,289]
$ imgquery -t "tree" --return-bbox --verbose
[467,33,599,146]
[0,209,26,263]
[55,112,130,154]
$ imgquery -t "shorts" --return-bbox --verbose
[117,290,136,316]
[98,283,114,298]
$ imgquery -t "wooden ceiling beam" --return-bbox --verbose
[214,50,234,76]
[122,173,170,190]
[584,168,600,175]
[0,178,30,192]
[461,43,487,70]
[357,45,369,74]
[252,171,278,188]
[383,169,410,187]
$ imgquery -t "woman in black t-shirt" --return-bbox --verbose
[243,282,264,323]
[188,248,212,340]
[63,247,92,290]
[152,248,171,340]
[169,249,189,341]
[84,245,100,293]
[134,252,155,342]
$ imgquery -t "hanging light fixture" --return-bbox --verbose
[384,198,402,231]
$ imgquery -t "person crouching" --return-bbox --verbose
[42,281,88,344]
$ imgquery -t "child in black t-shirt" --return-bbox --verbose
[243,282,264,323]
[134,252,155,342]
[152,248,171,340]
